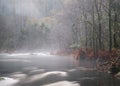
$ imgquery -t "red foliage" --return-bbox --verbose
[111,49,119,58]
[70,48,86,59]
[71,48,94,60]
[98,50,111,60]
[86,48,94,59]
[97,49,119,60]
[51,48,119,63]
[71,48,119,60]
[69,48,120,69]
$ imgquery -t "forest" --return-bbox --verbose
[0,0,120,86]
[0,0,120,73]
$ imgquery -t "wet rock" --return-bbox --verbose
[109,64,119,75]
[115,72,120,79]
[43,81,80,86]
[17,71,68,86]
[0,77,19,86]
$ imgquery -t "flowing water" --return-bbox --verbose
[0,52,120,86]
[0,77,18,86]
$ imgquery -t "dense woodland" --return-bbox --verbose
[0,1,120,85]
[0,0,120,76]
[52,0,120,61]
[56,0,120,71]
[59,0,120,52]
[0,0,120,56]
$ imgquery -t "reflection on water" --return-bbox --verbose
[0,77,19,86]
[0,53,120,86]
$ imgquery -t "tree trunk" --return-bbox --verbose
[109,0,112,52]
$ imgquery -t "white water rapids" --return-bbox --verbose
[0,52,51,57]
[0,77,19,86]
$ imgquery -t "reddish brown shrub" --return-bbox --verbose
[98,50,111,60]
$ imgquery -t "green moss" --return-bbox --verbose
[0,77,5,81]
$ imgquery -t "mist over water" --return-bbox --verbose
[0,0,69,52]
[0,1,120,86]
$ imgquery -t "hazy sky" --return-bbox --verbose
[0,0,64,17]
[0,0,75,26]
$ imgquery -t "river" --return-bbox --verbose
[0,52,120,86]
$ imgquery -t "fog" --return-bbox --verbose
[0,0,68,52]
[0,0,62,17]
[0,1,120,86]
[0,0,120,53]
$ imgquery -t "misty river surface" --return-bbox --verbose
[0,53,120,86]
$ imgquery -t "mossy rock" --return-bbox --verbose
[115,72,120,79]
[116,72,120,76]
[0,77,5,81]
